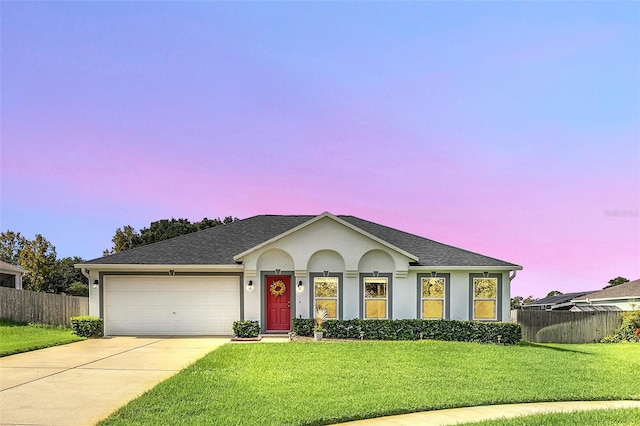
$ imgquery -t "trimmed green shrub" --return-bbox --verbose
[292,318,521,345]
[600,310,640,343]
[292,318,314,337]
[232,320,260,338]
[66,281,89,297]
[70,316,103,338]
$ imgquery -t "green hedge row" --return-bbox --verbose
[70,316,103,338]
[232,320,260,338]
[292,318,521,345]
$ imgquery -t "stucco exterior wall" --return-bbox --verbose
[502,271,511,320]
[243,276,261,322]
[88,270,100,317]
[392,276,415,319]
[240,217,410,274]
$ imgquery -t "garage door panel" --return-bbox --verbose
[107,307,141,321]
[104,276,240,336]
[108,291,144,305]
[110,321,142,334]
[141,322,175,334]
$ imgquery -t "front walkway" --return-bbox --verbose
[337,400,640,425]
[0,337,229,426]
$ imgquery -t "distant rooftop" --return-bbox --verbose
[569,305,622,312]
[573,279,640,301]
[523,291,594,308]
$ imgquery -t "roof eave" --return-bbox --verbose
[75,263,243,272]
[0,261,26,273]
[0,266,26,274]
[408,265,523,271]
[573,296,640,303]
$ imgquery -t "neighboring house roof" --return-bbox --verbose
[573,279,640,302]
[0,260,26,274]
[83,213,521,268]
[569,305,622,312]
[523,291,595,308]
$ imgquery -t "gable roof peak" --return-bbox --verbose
[232,212,419,262]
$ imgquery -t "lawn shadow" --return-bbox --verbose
[518,341,593,355]
[0,319,28,327]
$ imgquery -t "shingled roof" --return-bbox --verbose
[523,291,595,308]
[573,279,640,301]
[84,214,520,268]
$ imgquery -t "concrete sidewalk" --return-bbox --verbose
[337,400,640,425]
[0,336,229,426]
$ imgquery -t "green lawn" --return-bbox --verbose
[463,408,640,425]
[100,340,640,425]
[0,318,84,356]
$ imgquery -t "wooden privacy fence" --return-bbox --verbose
[0,287,88,327]
[511,309,622,343]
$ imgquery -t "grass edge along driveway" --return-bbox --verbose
[0,318,84,357]
[100,340,640,426]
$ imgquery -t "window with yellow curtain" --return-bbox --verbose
[421,277,445,319]
[314,277,338,319]
[473,278,497,320]
[364,277,387,319]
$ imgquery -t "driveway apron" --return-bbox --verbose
[0,337,229,426]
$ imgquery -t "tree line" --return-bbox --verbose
[1,216,237,296]
[0,231,87,295]
[103,216,236,255]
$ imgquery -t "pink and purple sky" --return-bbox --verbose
[1,2,638,298]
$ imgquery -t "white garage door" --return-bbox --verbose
[104,276,240,336]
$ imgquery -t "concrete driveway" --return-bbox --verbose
[0,337,229,426]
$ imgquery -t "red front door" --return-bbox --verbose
[266,275,291,331]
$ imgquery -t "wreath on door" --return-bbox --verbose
[270,280,286,297]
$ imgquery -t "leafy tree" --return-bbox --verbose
[195,216,235,230]
[0,230,26,265]
[546,290,563,297]
[138,218,194,246]
[510,295,537,309]
[49,256,88,294]
[1,231,89,294]
[603,276,629,289]
[65,281,89,297]
[510,296,523,310]
[103,225,140,256]
[104,216,238,254]
[18,234,57,292]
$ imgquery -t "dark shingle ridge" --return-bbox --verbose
[84,214,520,268]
